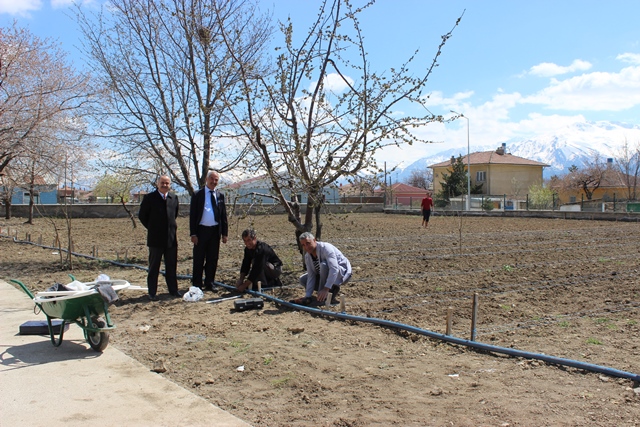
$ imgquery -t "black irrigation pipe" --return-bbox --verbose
[243,288,640,384]
[5,233,640,384]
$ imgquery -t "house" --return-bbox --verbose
[4,175,59,205]
[552,160,638,204]
[385,183,428,208]
[222,173,340,205]
[429,144,549,200]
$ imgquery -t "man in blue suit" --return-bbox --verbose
[138,175,181,301]
[189,170,228,291]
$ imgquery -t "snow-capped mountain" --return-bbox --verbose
[397,120,640,181]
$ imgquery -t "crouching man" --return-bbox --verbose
[235,229,283,292]
[292,232,352,306]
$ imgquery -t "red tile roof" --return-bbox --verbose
[429,150,549,168]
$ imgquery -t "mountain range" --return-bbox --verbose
[395,120,640,182]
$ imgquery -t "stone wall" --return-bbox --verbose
[7,202,385,219]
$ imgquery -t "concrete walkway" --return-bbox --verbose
[0,279,250,427]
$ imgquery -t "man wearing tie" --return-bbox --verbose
[189,170,228,291]
[138,175,181,301]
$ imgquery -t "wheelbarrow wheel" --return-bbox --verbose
[87,316,109,352]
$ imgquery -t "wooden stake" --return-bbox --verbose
[257,281,262,293]
[446,307,453,336]
[38,234,42,245]
[470,293,479,341]
[339,294,346,313]
[92,245,96,257]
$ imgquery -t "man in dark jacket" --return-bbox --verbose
[138,175,181,301]
[235,229,282,292]
[189,170,228,291]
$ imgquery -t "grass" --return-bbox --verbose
[558,321,570,328]
[502,265,514,272]
[230,340,250,354]
[271,375,294,388]
[500,304,512,311]
[263,355,274,365]
[586,337,603,345]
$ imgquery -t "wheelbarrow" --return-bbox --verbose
[11,278,144,352]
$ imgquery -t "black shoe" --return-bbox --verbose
[330,286,340,305]
[170,291,183,298]
[289,296,312,306]
[148,295,159,301]
[204,285,215,292]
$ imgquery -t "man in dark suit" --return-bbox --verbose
[189,170,228,291]
[138,175,181,301]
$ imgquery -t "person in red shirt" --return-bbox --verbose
[421,192,434,228]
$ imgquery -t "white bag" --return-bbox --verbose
[65,280,90,291]
[183,286,204,302]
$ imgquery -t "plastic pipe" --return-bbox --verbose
[6,235,640,383]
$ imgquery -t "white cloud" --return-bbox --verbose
[522,66,640,111]
[617,53,640,65]
[51,0,76,7]
[322,72,353,93]
[529,59,592,77]
[0,0,41,16]
[422,90,473,107]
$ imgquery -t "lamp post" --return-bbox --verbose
[451,111,471,211]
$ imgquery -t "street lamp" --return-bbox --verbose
[451,111,470,211]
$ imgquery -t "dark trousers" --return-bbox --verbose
[249,262,282,291]
[192,225,221,289]
[147,245,178,296]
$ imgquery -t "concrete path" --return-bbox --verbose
[0,279,250,427]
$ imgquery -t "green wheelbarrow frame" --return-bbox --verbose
[11,279,115,352]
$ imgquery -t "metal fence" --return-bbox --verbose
[384,193,638,213]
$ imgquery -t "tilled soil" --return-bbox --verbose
[2,212,640,426]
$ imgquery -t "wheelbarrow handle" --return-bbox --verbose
[10,279,35,299]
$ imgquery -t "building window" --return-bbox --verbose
[476,171,486,182]
[22,192,40,204]
[569,196,576,203]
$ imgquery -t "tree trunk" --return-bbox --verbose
[26,187,34,224]
[120,198,137,229]
[3,199,11,219]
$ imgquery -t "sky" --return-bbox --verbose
[2,0,640,170]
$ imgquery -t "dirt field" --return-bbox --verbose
[2,212,640,426]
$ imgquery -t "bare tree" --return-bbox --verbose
[93,171,146,227]
[614,137,640,200]
[221,0,461,241]
[564,154,607,200]
[0,23,92,176]
[405,167,433,190]
[76,0,272,194]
